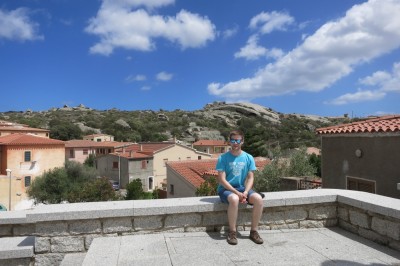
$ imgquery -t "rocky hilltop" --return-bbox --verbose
[0,102,347,154]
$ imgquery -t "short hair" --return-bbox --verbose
[229,130,244,140]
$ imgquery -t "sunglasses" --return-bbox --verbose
[229,139,242,144]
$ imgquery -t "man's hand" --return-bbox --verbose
[240,191,248,203]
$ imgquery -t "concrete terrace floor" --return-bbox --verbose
[63,227,400,266]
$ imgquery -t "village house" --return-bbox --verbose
[83,133,114,142]
[192,139,230,157]
[96,151,154,190]
[65,139,133,164]
[316,115,400,199]
[117,142,212,191]
[0,120,50,138]
[0,133,65,210]
[166,157,270,198]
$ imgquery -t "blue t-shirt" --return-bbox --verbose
[215,151,256,192]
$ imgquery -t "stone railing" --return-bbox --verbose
[0,189,399,265]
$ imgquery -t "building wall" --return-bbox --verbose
[152,145,211,189]
[0,144,65,210]
[321,134,400,198]
[83,135,114,142]
[65,147,96,164]
[128,159,154,191]
[166,167,196,198]
[0,176,27,211]
[193,145,229,154]
[96,154,153,190]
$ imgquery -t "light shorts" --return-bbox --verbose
[218,186,257,204]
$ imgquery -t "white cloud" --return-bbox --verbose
[86,0,216,55]
[0,8,43,41]
[360,62,400,93]
[140,85,151,91]
[222,26,238,39]
[234,34,284,61]
[359,71,391,86]
[249,11,294,34]
[103,0,174,10]
[156,71,173,81]
[234,35,267,60]
[327,61,400,105]
[326,90,386,105]
[125,74,146,82]
[209,0,400,101]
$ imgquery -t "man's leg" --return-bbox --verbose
[248,193,263,230]
[247,193,264,244]
[227,193,240,232]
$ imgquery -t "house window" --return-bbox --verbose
[148,176,153,190]
[170,184,174,195]
[24,176,31,187]
[113,162,119,169]
[69,149,75,158]
[347,176,376,194]
[141,160,147,169]
[198,156,201,160]
[24,151,31,162]
[163,158,168,166]
[83,149,88,155]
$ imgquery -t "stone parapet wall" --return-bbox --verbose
[0,189,399,265]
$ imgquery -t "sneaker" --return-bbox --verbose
[227,231,238,245]
[249,230,263,244]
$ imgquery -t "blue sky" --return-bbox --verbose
[1,0,400,117]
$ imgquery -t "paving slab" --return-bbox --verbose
[83,227,400,266]
[0,236,34,260]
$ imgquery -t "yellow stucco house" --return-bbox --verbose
[118,142,212,191]
[0,120,50,138]
[0,133,65,210]
[83,133,114,142]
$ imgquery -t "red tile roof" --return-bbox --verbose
[316,115,400,135]
[65,140,133,148]
[168,157,271,188]
[0,125,49,132]
[0,133,64,145]
[111,151,152,159]
[168,159,218,188]
[192,140,228,146]
[120,142,176,154]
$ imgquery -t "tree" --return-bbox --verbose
[286,147,316,177]
[50,122,82,141]
[125,179,145,200]
[196,176,218,196]
[309,153,322,177]
[27,167,70,204]
[27,161,116,204]
[79,177,118,202]
[254,147,317,192]
[254,157,285,193]
[84,154,96,167]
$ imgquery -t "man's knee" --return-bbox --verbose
[228,194,240,205]
[249,193,263,206]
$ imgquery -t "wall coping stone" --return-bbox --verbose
[0,189,399,224]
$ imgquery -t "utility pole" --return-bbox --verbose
[6,169,11,211]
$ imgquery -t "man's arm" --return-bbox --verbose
[217,171,246,202]
[243,171,255,200]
